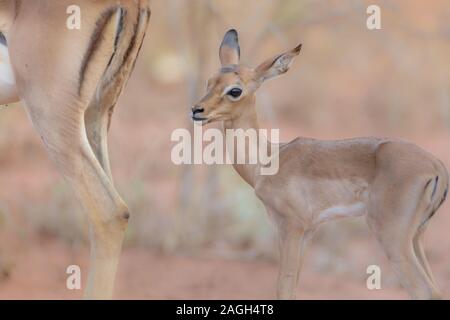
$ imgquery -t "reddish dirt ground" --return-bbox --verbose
[0,236,409,300]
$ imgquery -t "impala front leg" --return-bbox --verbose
[276,220,310,300]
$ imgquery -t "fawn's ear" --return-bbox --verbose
[220,29,240,66]
[254,44,302,84]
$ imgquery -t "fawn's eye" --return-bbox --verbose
[226,87,243,100]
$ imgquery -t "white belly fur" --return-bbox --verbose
[315,202,366,225]
[0,43,19,105]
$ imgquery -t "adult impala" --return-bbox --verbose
[192,29,449,299]
[0,0,150,299]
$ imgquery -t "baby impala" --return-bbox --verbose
[192,29,448,299]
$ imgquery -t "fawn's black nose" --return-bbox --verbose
[191,106,207,121]
[192,106,204,115]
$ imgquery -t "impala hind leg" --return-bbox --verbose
[85,101,115,180]
[413,225,441,295]
[367,182,440,299]
[7,0,151,300]
[84,6,150,181]
[22,97,129,299]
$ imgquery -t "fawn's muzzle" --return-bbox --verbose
[191,106,207,121]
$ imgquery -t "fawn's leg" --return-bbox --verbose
[276,217,310,300]
[367,178,441,299]
[413,225,441,295]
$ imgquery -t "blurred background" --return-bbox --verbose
[1,0,450,299]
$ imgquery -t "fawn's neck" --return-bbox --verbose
[223,99,262,188]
